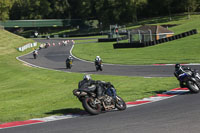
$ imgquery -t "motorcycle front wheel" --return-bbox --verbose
[187,80,200,93]
[82,97,101,115]
[115,96,126,110]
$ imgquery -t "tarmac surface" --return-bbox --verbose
[18,39,200,77]
[2,38,200,133]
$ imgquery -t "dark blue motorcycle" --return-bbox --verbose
[175,69,200,93]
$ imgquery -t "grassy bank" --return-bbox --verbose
[0,28,178,122]
[73,15,200,65]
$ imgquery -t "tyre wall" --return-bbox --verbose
[113,29,198,49]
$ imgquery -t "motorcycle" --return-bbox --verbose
[175,69,200,93]
[95,60,103,71]
[33,51,38,59]
[73,82,126,115]
[66,60,72,69]
[44,43,49,48]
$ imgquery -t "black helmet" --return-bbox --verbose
[175,64,180,69]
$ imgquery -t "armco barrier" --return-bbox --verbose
[172,36,176,40]
[168,36,172,41]
[164,37,169,42]
[113,29,198,49]
[181,32,187,37]
[18,42,37,52]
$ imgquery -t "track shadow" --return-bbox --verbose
[144,90,167,95]
[156,88,194,95]
[56,68,68,70]
[147,89,191,96]
[26,57,35,59]
[45,108,87,115]
[164,90,191,95]
[153,90,167,94]
[78,70,98,73]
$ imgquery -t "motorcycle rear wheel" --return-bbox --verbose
[100,67,103,71]
[33,54,37,59]
[115,96,126,110]
[187,80,200,93]
[66,64,71,69]
[82,97,101,115]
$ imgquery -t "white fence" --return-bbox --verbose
[18,42,37,52]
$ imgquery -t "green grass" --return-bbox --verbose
[73,15,200,65]
[2,14,198,123]
[0,51,178,122]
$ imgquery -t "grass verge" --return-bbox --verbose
[72,15,200,65]
[0,27,178,123]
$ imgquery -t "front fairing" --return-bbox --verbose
[178,73,188,81]
[78,85,96,92]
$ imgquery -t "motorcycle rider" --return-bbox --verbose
[66,55,73,68]
[33,49,38,59]
[66,55,73,62]
[78,75,108,99]
[95,56,103,71]
[174,64,193,77]
[95,56,102,64]
[174,64,194,87]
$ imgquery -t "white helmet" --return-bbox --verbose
[83,75,91,80]
[96,56,100,60]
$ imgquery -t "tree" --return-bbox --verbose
[164,0,173,20]
[5,0,200,26]
[196,0,200,11]
[93,0,147,27]
[184,0,199,19]
[10,0,52,19]
[47,0,70,19]
[0,0,12,21]
[131,0,147,22]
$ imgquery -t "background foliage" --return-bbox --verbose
[1,0,200,27]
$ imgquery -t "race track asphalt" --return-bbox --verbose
[2,39,200,133]
[18,39,200,77]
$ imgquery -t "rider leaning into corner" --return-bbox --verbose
[174,64,193,76]
[174,64,194,87]
[78,75,110,99]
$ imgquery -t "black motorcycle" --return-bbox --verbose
[95,60,103,71]
[73,82,126,115]
[66,59,72,69]
[175,69,200,93]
